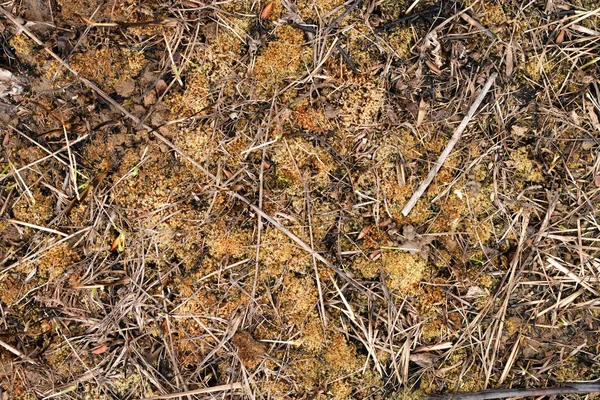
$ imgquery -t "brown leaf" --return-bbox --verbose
[155,79,168,96]
[260,2,274,20]
[110,232,125,252]
[425,59,441,75]
[357,225,372,240]
[91,344,109,355]
[369,249,381,261]
[511,125,527,136]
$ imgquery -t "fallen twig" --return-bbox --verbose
[0,337,38,365]
[401,72,497,216]
[141,383,244,399]
[425,382,600,400]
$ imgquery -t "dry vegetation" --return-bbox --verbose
[1,0,600,399]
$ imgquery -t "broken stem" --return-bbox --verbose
[401,72,497,216]
[425,382,600,400]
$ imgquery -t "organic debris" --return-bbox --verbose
[1,0,600,399]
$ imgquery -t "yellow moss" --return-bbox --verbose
[205,220,250,260]
[352,256,380,280]
[465,217,493,243]
[421,318,444,341]
[324,332,361,374]
[292,102,334,133]
[382,251,426,295]
[253,25,310,94]
[35,243,80,282]
[296,0,348,21]
[67,47,147,93]
[12,189,55,226]
[340,76,385,126]
[301,315,326,352]
[388,28,414,59]
[112,373,144,396]
[421,349,482,392]
[232,330,266,369]
[394,389,427,400]
[271,136,334,190]
[551,357,589,381]
[477,2,506,28]
[280,274,318,323]
[509,146,542,182]
[166,69,210,117]
[260,228,312,275]
[8,34,35,57]
[330,381,354,400]
[352,251,426,296]
[379,0,410,20]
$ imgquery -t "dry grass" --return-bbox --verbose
[1,0,600,399]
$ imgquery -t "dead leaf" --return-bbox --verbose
[465,286,488,298]
[357,225,372,240]
[144,90,157,107]
[556,29,565,44]
[571,110,580,126]
[409,352,439,368]
[416,98,427,127]
[110,232,125,252]
[91,344,109,355]
[0,67,28,99]
[369,249,381,261]
[155,79,168,96]
[587,100,600,132]
[511,125,527,136]
[594,174,600,187]
[425,59,441,75]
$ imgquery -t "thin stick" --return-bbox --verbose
[425,382,600,400]
[140,383,243,399]
[6,219,68,237]
[402,73,497,216]
[0,337,38,364]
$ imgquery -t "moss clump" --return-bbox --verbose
[253,25,311,95]
[280,274,318,323]
[508,146,542,182]
[388,28,414,59]
[382,251,426,294]
[324,332,362,374]
[339,76,385,127]
[205,219,251,260]
[11,189,55,226]
[67,47,147,93]
[260,228,312,275]
[354,251,425,295]
[166,69,211,117]
[232,330,266,369]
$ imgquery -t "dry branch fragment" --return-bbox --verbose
[425,383,600,400]
[402,73,498,216]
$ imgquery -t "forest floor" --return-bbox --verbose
[1,0,600,399]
